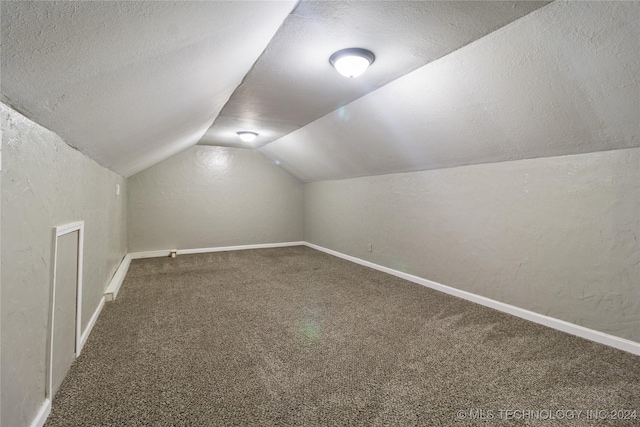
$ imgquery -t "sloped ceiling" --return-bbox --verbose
[2,1,638,182]
[198,1,549,149]
[1,0,296,176]
[260,1,640,181]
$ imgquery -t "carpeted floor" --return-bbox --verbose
[46,246,640,426]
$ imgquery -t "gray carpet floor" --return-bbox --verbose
[46,246,640,426]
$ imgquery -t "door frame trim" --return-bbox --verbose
[47,221,84,399]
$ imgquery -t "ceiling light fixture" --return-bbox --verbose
[236,131,258,143]
[329,48,375,78]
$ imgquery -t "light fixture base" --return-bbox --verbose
[329,48,375,78]
[236,131,258,143]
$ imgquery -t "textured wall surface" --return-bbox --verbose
[305,148,640,342]
[128,146,303,252]
[1,103,128,427]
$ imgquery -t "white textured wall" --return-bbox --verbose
[128,146,303,252]
[304,148,640,342]
[1,103,128,427]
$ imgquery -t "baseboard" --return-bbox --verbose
[178,241,305,255]
[304,242,640,356]
[78,296,105,355]
[30,398,51,427]
[104,254,132,301]
[115,240,639,354]
[130,249,174,259]
[129,241,305,259]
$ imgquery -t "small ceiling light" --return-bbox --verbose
[329,48,375,78]
[236,131,258,143]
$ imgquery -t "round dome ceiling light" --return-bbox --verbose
[236,131,258,143]
[329,48,375,78]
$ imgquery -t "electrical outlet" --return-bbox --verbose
[116,184,120,196]
[368,243,373,253]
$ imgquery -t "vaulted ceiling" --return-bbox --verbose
[198,0,548,149]
[260,1,640,181]
[1,1,296,176]
[2,1,639,181]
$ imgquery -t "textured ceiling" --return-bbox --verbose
[1,1,295,176]
[260,1,640,182]
[2,1,637,182]
[199,1,549,149]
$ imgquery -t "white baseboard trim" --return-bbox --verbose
[30,398,51,427]
[78,296,105,356]
[104,254,132,301]
[304,242,640,356]
[130,249,175,259]
[128,241,305,259]
[177,241,305,255]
